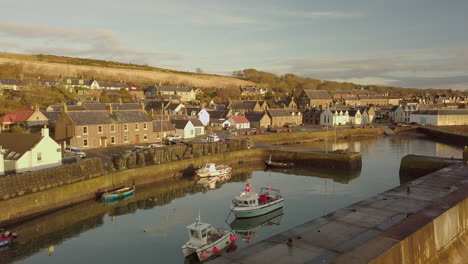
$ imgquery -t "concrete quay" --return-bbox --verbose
[212,162,468,264]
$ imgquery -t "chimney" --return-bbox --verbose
[62,103,68,112]
[140,102,145,111]
[41,125,49,137]
[106,103,113,114]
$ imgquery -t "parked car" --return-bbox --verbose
[267,125,277,132]
[64,146,86,158]
[165,134,182,142]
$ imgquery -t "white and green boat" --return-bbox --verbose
[231,184,284,218]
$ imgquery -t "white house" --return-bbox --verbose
[0,127,62,174]
[410,109,468,126]
[226,116,251,129]
[390,105,418,123]
[190,118,206,136]
[0,151,4,175]
[348,109,362,125]
[171,119,195,139]
[186,107,210,126]
[320,109,349,127]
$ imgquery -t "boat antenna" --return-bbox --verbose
[195,209,201,227]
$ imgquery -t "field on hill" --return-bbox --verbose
[0,52,255,88]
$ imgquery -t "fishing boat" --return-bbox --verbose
[182,214,238,261]
[206,133,220,143]
[231,184,284,218]
[264,154,294,168]
[195,163,232,178]
[0,229,15,248]
[102,185,136,201]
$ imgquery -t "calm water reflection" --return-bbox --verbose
[4,134,461,264]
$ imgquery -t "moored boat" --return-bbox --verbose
[264,154,294,168]
[181,214,238,261]
[231,184,284,218]
[196,163,232,178]
[0,229,16,248]
[102,185,136,201]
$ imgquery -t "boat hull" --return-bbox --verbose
[232,199,284,218]
[264,160,294,167]
[196,168,232,178]
[102,186,136,201]
[182,231,235,260]
[0,237,13,247]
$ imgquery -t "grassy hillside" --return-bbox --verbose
[0,52,255,88]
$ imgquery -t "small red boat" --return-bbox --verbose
[0,229,15,248]
[264,155,294,168]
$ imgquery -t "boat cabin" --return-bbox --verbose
[200,163,216,172]
[206,134,220,142]
[186,221,211,247]
[233,192,259,207]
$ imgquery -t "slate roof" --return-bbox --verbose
[153,120,176,132]
[170,114,190,121]
[167,103,184,111]
[83,103,107,111]
[0,109,34,123]
[302,90,332,100]
[348,109,360,117]
[67,110,150,125]
[112,111,151,123]
[185,107,201,116]
[190,118,204,127]
[41,111,60,123]
[145,100,170,111]
[245,112,266,122]
[158,85,192,93]
[0,133,42,160]
[171,119,190,129]
[230,100,257,110]
[207,110,229,119]
[0,79,20,85]
[113,103,141,111]
[97,81,129,89]
[390,106,400,112]
[267,109,290,117]
[162,94,182,100]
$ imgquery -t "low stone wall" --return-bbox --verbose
[419,126,468,146]
[248,127,384,145]
[0,158,102,200]
[399,154,460,183]
[112,138,252,170]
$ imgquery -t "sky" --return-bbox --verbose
[0,0,468,90]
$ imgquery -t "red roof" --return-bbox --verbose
[231,116,250,124]
[0,109,34,123]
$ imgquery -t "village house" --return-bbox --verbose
[320,109,350,127]
[410,109,468,126]
[390,105,418,123]
[207,110,231,127]
[245,112,271,129]
[297,90,333,108]
[348,109,362,125]
[0,127,61,175]
[190,118,206,136]
[267,109,292,127]
[285,108,303,126]
[272,97,297,109]
[152,117,176,142]
[90,80,130,90]
[229,100,268,114]
[0,78,23,91]
[302,108,322,125]
[358,95,388,106]
[185,107,210,126]
[225,116,251,130]
[171,119,196,139]
[0,107,49,131]
[166,103,185,115]
[358,106,376,123]
[239,85,260,97]
[55,104,154,149]
[144,85,196,102]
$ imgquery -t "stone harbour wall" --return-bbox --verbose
[0,158,102,200]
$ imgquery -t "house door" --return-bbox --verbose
[100,137,107,148]
[135,135,140,144]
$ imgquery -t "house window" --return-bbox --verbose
[37,152,42,161]
[83,139,88,147]
[124,136,128,143]
[143,123,148,130]
[135,123,139,130]
[111,136,115,144]
[144,134,148,141]
[98,125,103,133]
[124,124,128,131]
[110,125,115,133]
[83,126,88,135]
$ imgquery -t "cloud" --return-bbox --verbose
[290,11,363,18]
[190,14,256,25]
[0,21,183,64]
[331,77,399,86]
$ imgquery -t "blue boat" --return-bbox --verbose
[102,186,136,201]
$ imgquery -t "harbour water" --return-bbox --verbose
[3,134,462,264]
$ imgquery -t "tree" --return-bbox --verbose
[195,68,204,74]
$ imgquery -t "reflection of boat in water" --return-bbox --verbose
[264,154,294,168]
[104,192,136,206]
[182,214,238,261]
[196,174,232,190]
[196,163,232,178]
[102,185,136,201]
[229,208,283,243]
[231,184,284,218]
